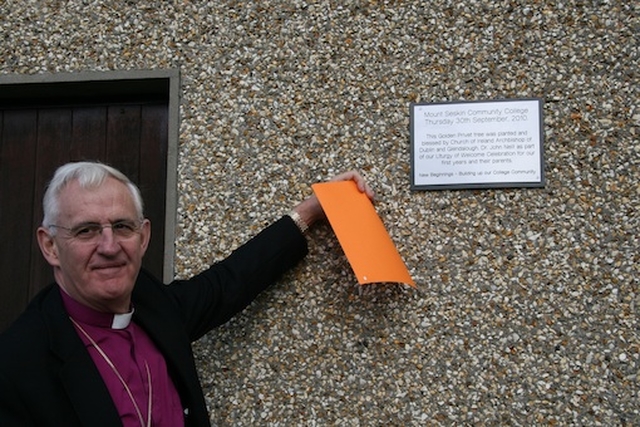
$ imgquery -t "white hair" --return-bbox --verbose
[42,162,144,231]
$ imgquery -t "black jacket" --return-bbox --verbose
[0,217,307,426]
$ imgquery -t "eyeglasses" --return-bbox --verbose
[48,220,143,242]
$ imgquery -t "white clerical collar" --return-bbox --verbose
[111,309,134,329]
[59,285,135,330]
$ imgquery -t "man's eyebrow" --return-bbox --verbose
[70,221,101,227]
[113,218,139,224]
[69,219,136,227]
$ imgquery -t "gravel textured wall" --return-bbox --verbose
[2,1,638,425]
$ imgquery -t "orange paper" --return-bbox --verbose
[312,181,415,287]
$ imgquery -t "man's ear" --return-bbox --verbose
[139,219,152,254]
[37,227,61,267]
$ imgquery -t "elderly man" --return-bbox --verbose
[0,161,373,427]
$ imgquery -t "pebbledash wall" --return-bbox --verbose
[2,1,638,425]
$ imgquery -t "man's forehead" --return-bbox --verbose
[58,177,137,219]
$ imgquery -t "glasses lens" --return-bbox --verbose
[65,221,140,241]
[112,220,139,237]
[71,224,102,240]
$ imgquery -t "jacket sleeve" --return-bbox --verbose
[160,216,308,341]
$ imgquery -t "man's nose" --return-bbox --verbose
[96,227,120,252]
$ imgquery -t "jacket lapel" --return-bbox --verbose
[132,297,197,396]
[43,287,123,427]
[131,277,209,424]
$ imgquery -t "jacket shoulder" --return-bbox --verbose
[0,286,57,367]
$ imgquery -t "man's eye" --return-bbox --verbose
[74,226,98,237]
[113,221,137,234]
[114,222,133,230]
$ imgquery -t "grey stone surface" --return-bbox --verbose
[2,0,638,425]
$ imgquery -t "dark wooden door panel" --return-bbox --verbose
[106,105,142,183]
[139,104,169,280]
[70,107,107,161]
[0,110,39,325]
[29,108,74,296]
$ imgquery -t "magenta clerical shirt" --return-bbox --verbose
[61,288,185,427]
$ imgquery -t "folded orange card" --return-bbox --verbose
[312,181,415,287]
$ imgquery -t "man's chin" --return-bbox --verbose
[90,271,135,295]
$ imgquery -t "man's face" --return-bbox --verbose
[37,177,151,313]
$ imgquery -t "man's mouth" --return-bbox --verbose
[92,262,126,273]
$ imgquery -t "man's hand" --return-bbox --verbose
[292,170,374,230]
[328,170,375,199]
